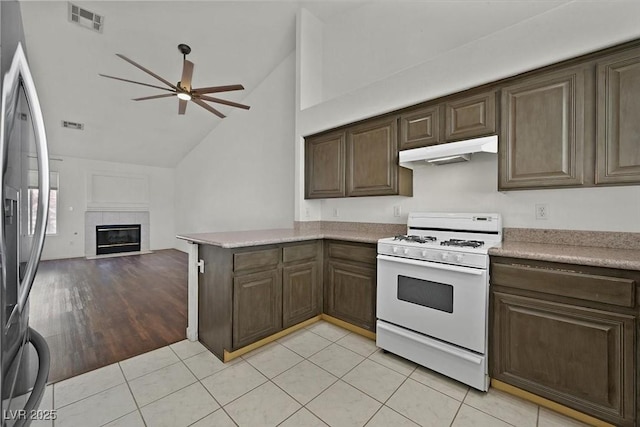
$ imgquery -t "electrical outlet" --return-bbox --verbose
[332,208,339,217]
[393,205,401,217]
[535,204,549,220]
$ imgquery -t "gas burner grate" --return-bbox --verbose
[393,234,437,244]
[440,239,484,248]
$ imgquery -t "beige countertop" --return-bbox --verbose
[178,224,640,271]
[176,228,395,248]
[489,241,640,271]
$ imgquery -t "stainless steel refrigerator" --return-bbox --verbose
[0,43,50,427]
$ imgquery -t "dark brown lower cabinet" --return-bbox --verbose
[233,269,282,349]
[324,241,377,331]
[198,241,321,359]
[282,261,320,329]
[490,257,638,427]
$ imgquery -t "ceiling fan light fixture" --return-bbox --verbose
[99,45,248,118]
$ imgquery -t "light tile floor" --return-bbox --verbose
[30,321,592,427]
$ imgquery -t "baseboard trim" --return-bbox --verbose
[320,314,376,340]
[490,379,614,427]
[223,315,322,362]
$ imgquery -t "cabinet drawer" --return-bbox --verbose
[491,262,635,307]
[327,242,376,265]
[234,248,280,272]
[283,242,319,263]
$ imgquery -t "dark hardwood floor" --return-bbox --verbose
[29,249,188,384]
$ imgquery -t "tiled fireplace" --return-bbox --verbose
[85,211,150,258]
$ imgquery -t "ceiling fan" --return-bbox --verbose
[99,44,250,118]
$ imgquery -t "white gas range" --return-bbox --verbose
[376,212,502,391]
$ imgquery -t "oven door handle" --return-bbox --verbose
[377,254,484,276]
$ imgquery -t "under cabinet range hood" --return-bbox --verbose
[399,135,498,166]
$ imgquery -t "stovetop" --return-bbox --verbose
[377,212,502,267]
[392,235,488,249]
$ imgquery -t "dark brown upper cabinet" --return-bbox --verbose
[346,116,412,197]
[306,39,640,193]
[596,46,640,185]
[305,118,412,199]
[398,90,496,151]
[499,65,588,190]
[399,104,441,149]
[445,90,496,141]
[305,130,346,199]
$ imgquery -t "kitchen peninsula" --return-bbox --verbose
[177,222,403,362]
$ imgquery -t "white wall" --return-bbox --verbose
[41,155,175,260]
[319,156,640,232]
[296,1,640,232]
[174,52,296,252]
[320,1,570,103]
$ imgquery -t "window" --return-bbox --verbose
[27,171,58,235]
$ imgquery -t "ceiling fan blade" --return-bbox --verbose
[179,99,187,115]
[99,74,174,92]
[180,60,194,91]
[115,54,178,90]
[198,95,250,110]
[192,99,225,118]
[192,84,244,94]
[132,93,177,101]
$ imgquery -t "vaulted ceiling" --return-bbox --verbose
[19,1,362,167]
[21,1,626,169]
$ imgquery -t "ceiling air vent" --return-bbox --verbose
[62,120,84,130]
[68,3,104,33]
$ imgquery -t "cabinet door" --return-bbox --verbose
[282,261,320,328]
[305,131,346,199]
[596,47,640,184]
[492,292,635,426]
[233,269,282,349]
[499,66,587,189]
[325,260,376,331]
[399,105,441,149]
[445,91,496,141]
[346,117,401,197]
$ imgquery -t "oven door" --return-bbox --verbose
[377,254,488,353]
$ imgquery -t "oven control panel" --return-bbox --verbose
[377,242,488,269]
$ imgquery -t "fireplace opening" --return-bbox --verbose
[96,224,141,255]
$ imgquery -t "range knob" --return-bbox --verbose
[403,248,410,255]
[441,253,449,261]
[454,254,464,263]
[392,246,399,254]
[421,250,428,258]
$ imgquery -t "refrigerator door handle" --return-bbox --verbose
[2,44,50,316]
[12,327,50,427]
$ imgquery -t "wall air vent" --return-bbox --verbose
[68,3,104,33]
[62,120,84,130]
